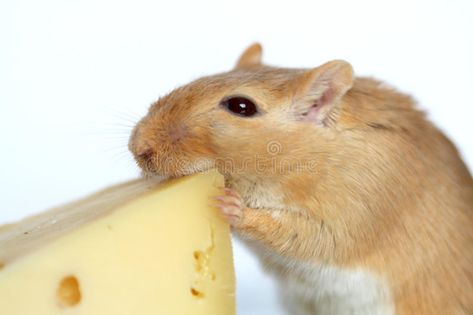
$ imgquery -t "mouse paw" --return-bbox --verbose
[215,188,244,227]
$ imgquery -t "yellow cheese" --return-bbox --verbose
[0,170,235,315]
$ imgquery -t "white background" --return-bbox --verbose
[1,1,472,314]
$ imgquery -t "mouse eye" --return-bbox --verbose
[220,96,258,117]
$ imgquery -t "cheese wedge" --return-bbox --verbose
[0,170,235,315]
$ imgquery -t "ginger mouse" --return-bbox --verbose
[129,43,473,315]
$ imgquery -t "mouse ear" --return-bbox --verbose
[235,43,263,69]
[292,60,354,126]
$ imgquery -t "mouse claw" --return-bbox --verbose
[214,188,244,227]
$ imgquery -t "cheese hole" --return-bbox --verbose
[193,250,204,272]
[190,287,204,298]
[57,275,81,307]
[193,251,202,260]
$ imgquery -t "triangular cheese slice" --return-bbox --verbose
[0,170,235,315]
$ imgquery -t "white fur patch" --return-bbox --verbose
[246,241,394,315]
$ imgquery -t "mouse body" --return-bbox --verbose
[129,44,473,315]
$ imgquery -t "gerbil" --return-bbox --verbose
[128,43,473,315]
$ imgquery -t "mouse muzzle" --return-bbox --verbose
[129,115,216,178]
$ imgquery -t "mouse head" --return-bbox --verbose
[129,43,354,178]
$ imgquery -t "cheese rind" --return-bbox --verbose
[0,170,235,315]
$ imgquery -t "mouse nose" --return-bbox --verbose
[135,145,155,164]
[129,131,155,166]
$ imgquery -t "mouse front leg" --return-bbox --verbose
[215,188,336,261]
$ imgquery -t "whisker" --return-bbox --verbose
[104,105,143,123]
[103,122,135,129]
[98,143,130,154]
